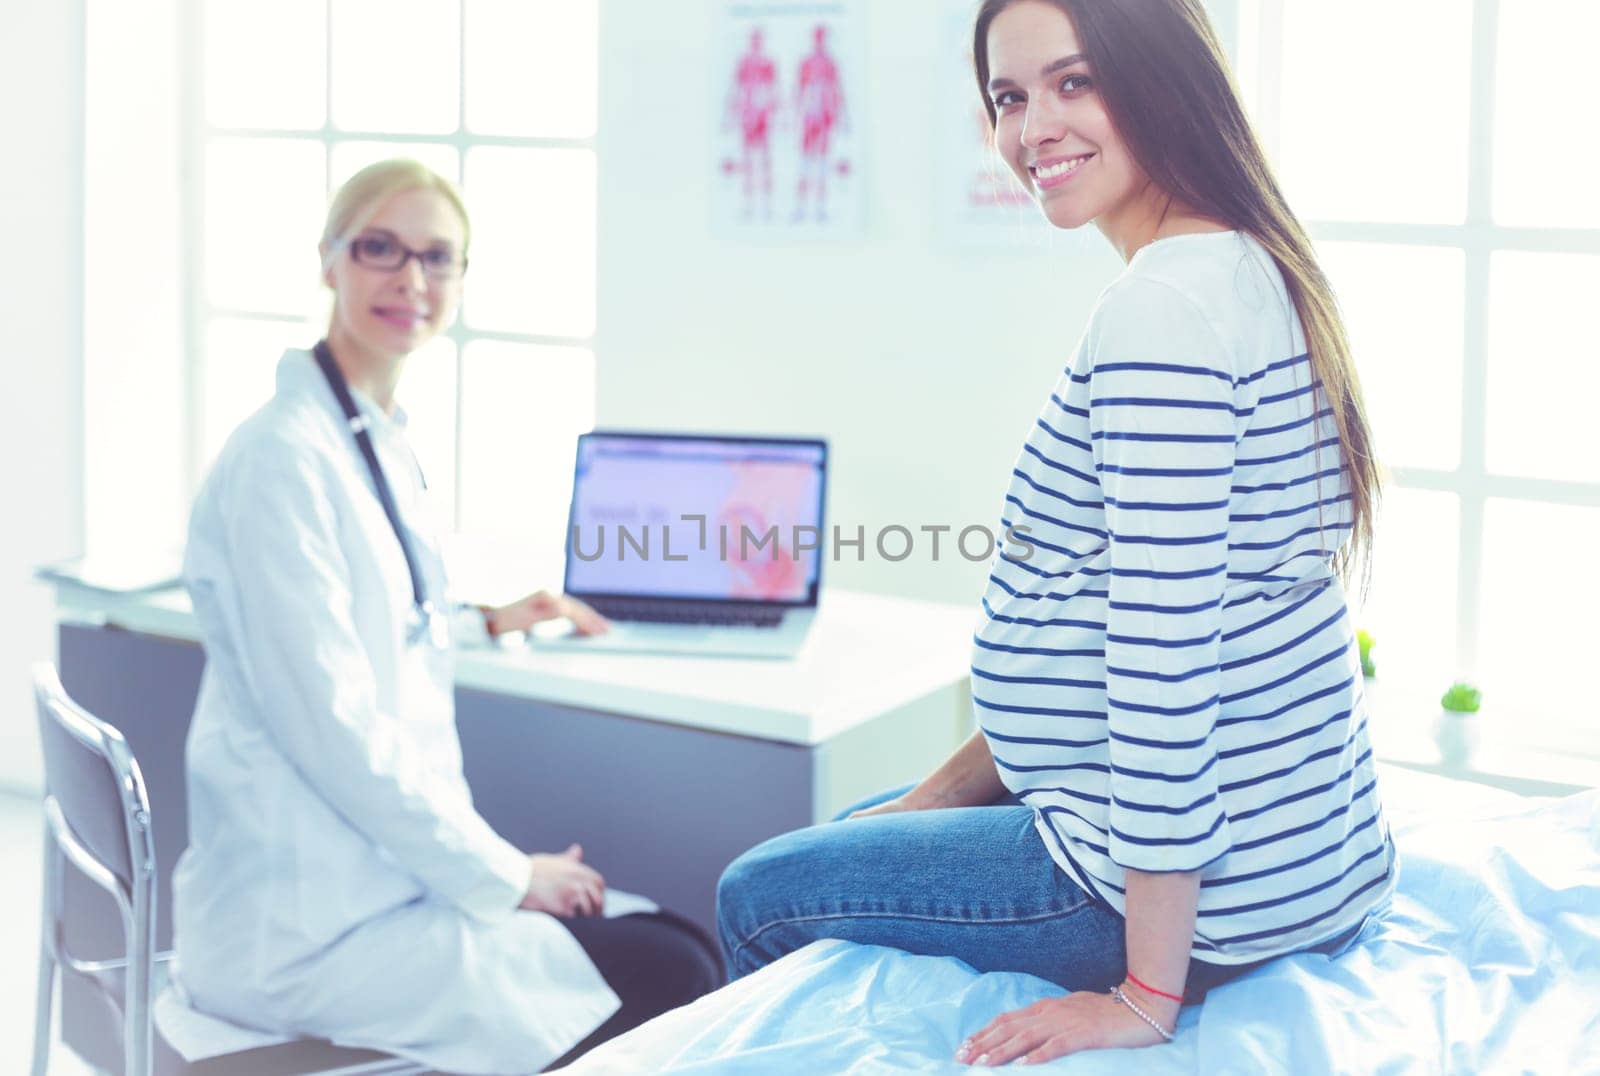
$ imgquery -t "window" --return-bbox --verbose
[189,0,598,581]
[1240,0,1600,756]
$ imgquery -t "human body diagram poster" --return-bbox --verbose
[713,1,866,240]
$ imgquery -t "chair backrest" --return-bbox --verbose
[34,662,158,1076]
[33,663,153,895]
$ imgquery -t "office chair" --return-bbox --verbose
[31,663,425,1076]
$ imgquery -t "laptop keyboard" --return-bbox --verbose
[588,598,787,628]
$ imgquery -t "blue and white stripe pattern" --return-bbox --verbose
[973,231,1397,964]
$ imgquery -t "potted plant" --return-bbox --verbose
[1356,629,1376,678]
[1433,680,1483,769]
[1353,628,1381,718]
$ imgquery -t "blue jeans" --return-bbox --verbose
[716,784,1371,1002]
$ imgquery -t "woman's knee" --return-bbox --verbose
[715,834,805,976]
[714,843,765,966]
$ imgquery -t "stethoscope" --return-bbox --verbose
[313,339,451,650]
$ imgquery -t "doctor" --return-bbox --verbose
[173,158,719,1074]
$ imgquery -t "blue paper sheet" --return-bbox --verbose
[568,778,1600,1074]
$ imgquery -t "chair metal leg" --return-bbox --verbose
[30,940,56,1076]
[32,828,61,1076]
[124,885,154,1076]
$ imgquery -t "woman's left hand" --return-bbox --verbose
[954,989,1170,1066]
[491,590,611,637]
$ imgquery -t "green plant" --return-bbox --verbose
[1439,681,1482,714]
[1356,629,1376,678]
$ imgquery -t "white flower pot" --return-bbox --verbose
[1432,709,1481,769]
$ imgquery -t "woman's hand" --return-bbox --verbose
[490,590,610,637]
[519,843,607,918]
[954,989,1173,1066]
[846,786,952,819]
[845,792,923,820]
[845,732,1008,820]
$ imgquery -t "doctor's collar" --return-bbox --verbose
[278,347,410,431]
[348,380,410,431]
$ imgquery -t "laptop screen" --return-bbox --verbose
[563,432,827,605]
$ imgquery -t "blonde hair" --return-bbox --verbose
[319,158,471,272]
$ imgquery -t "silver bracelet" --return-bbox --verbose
[1109,985,1175,1041]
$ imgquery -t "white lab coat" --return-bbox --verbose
[173,348,619,1075]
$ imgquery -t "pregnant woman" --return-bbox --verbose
[716,0,1397,1064]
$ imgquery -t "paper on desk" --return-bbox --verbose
[602,887,660,918]
[36,549,183,596]
[156,889,662,1061]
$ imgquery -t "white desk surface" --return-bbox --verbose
[50,585,978,747]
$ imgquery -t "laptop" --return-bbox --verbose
[531,430,828,659]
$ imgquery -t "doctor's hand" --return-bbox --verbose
[519,843,607,918]
[490,590,611,637]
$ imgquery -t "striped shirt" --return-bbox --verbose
[972,230,1398,965]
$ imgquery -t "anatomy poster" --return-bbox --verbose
[713,0,866,241]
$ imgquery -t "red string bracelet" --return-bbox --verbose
[1126,970,1184,1003]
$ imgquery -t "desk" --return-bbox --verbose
[47,582,976,1067]
[48,584,975,946]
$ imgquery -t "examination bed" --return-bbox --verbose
[565,767,1600,1074]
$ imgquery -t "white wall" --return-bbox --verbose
[596,0,1130,607]
[81,0,185,554]
[0,0,85,792]
[0,0,1244,792]
[596,1,1236,606]
[0,0,179,793]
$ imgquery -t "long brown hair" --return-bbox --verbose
[974,0,1381,592]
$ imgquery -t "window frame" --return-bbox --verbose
[178,0,599,531]
[1242,0,1600,756]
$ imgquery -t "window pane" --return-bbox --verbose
[204,0,325,129]
[458,340,595,578]
[1494,3,1600,229]
[462,147,597,337]
[1317,242,1463,471]
[205,137,327,315]
[329,141,461,193]
[464,0,597,138]
[330,0,460,134]
[1277,2,1470,224]
[1479,499,1600,754]
[398,335,459,531]
[1352,487,1460,692]
[1486,252,1600,483]
[202,317,313,467]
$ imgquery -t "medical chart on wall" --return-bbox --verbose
[712,0,866,241]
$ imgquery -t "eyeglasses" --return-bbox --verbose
[344,230,467,279]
